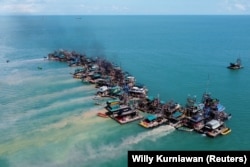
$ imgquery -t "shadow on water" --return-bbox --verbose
[0,158,10,167]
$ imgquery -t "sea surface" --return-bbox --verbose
[0,15,250,167]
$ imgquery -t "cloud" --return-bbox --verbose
[78,3,129,14]
[1,0,250,15]
[0,0,132,15]
[1,4,37,13]
[111,5,129,12]
[79,4,101,13]
[234,3,247,11]
[0,0,44,14]
[222,0,250,12]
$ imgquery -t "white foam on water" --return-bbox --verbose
[121,125,175,145]
[0,93,94,131]
[0,55,75,86]
[1,80,95,131]
[1,80,94,109]
[1,70,36,85]
[3,58,45,68]
[37,107,107,133]
[0,67,70,86]
[6,124,175,167]
[1,101,174,167]
[17,58,45,64]
[58,125,175,167]
[0,45,16,58]
[0,107,108,155]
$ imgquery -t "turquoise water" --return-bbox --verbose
[0,15,250,167]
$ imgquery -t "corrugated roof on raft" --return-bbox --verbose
[146,115,157,121]
[172,111,183,118]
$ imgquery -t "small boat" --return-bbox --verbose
[206,130,221,138]
[129,86,147,96]
[204,119,224,130]
[97,86,108,93]
[227,58,243,70]
[97,112,109,118]
[113,110,144,124]
[37,66,43,70]
[203,119,224,137]
[221,127,231,135]
[139,115,167,128]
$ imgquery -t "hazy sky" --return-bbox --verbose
[0,0,250,15]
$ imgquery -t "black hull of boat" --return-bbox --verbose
[227,66,243,70]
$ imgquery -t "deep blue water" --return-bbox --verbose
[0,15,250,167]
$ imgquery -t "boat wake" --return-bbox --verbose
[19,58,45,64]
[1,58,45,70]
[0,93,94,132]
[65,125,175,166]
[121,125,175,145]
[1,93,176,167]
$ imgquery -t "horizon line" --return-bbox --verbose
[0,13,250,16]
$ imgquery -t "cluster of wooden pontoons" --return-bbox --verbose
[47,50,232,138]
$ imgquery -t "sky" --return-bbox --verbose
[0,0,250,15]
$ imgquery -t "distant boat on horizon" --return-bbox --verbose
[227,58,243,70]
